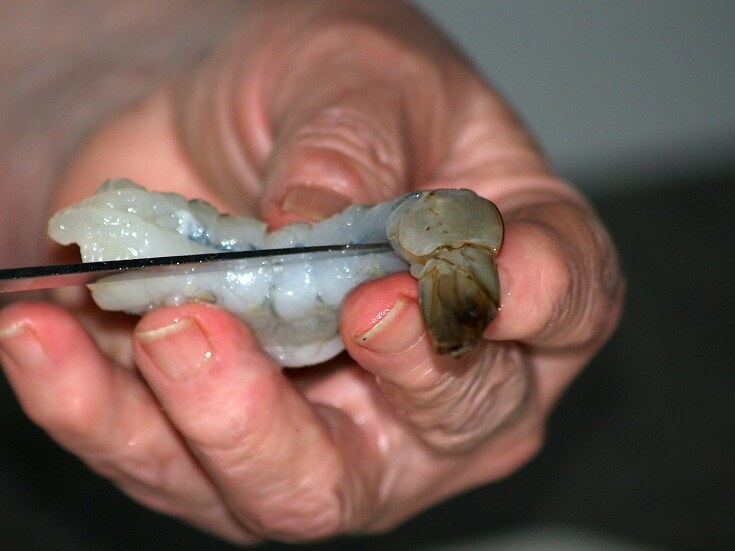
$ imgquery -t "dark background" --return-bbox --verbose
[2,2,734,549]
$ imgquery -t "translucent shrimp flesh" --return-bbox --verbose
[48,179,503,366]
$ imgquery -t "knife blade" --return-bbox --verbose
[0,243,394,293]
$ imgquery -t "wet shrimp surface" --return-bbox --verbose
[49,179,503,366]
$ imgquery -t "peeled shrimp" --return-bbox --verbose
[49,179,503,366]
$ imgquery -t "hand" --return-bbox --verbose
[0,0,624,543]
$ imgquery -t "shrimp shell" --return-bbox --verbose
[387,189,503,356]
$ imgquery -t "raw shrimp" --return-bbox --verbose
[49,179,503,366]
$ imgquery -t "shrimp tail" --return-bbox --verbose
[417,245,500,356]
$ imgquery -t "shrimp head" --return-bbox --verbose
[386,189,503,357]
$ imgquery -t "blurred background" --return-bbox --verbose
[1,1,733,549]
[417,0,735,198]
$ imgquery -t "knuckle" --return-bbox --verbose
[27,388,106,445]
[288,98,407,196]
[173,370,283,456]
[92,449,178,501]
[241,486,346,540]
[553,216,625,347]
[518,201,624,347]
[388,344,534,454]
[165,385,358,540]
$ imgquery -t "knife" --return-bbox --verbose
[0,243,394,293]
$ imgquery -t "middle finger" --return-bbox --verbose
[133,302,383,540]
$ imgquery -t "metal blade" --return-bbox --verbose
[0,243,393,293]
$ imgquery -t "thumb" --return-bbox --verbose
[261,83,411,227]
[256,24,451,228]
[173,3,465,227]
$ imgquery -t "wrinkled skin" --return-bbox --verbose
[0,0,624,543]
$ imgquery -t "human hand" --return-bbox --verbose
[0,0,624,542]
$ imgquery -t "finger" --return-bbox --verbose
[488,202,625,349]
[261,81,414,227]
[341,273,536,454]
[170,2,455,225]
[417,74,623,351]
[256,15,458,227]
[132,303,381,540]
[0,302,252,542]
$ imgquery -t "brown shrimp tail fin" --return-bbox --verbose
[417,245,500,357]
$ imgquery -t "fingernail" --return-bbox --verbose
[354,297,425,354]
[0,322,46,369]
[137,317,213,382]
[282,186,352,221]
